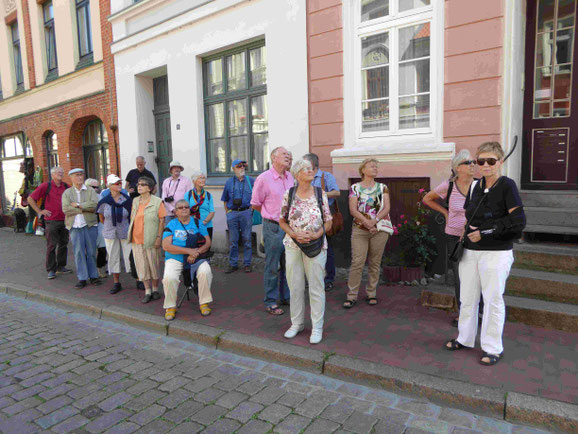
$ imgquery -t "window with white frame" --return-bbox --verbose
[44,1,58,73]
[358,0,432,136]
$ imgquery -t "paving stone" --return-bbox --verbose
[20,372,54,387]
[372,420,407,434]
[81,404,104,419]
[164,399,204,424]
[474,416,512,433]
[277,391,307,408]
[320,402,356,424]
[124,389,167,411]
[439,408,476,428]
[396,400,440,418]
[236,379,267,395]
[195,386,226,404]
[215,390,249,409]
[85,351,110,362]
[39,383,76,401]
[103,378,137,393]
[14,364,51,380]
[0,396,16,410]
[97,371,128,386]
[125,379,159,395]
[303,418,340,433]
[274,413,313,434]
[295,397,331,418]
[342,410,379,434]
[37,394,73,414]
[156,388,194,409]
[72,362,103,375]
[250,385,285,405]
[139,418,175,433]
[169,421,204,433]
[6,406,41,423]
[84,408,132,433]
[336,396,372,413]
[0,384,21,399]
[406,416,452,434]
[238,418,273,434]
[103,421,140,433]
[158,376,190,393]
[184,376,219,393]
[190,404,227,425]
[258,403,292,424]
[452,428,483,434]
[372,406,411,426]
[51,414,90,434]
[204,417,242,433]
[149,370,177,383]
[2,396,43,416]
[35,406,80,429]
[128,403,166,426]
[227,401,264,423]
[104,359,134,373]
[68,368,106,386]
[54,359,86,374]
[67,381,102,400]
[73,391,114,410]
[98,391,133,411]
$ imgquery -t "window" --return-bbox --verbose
[45,132,59,173]
[357,0,432,136]
[44,1,58,73]
[82,120,108,186]
[203,42,268,174]
[76,0,92,59]
[11,22,24,87]
[0,134,26,212]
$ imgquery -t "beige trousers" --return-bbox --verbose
[104,238,132,274]
[132,244,161,281]
[162,259,213,309]
[347,226,389,300]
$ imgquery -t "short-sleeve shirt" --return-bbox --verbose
[349,182,388,228]
[221,176,255,210]
[250,168,294,221]
[162,175,194,216]
[97,195,131,240]
[464,176,523,251]
[132,200,167,245]
[434,180,468,237]
[281,189,333,250]
[125,168,156,192]
[186,189,215,228]
[29,181,67,221]
[311,169,339,207]
[163,217,209,263]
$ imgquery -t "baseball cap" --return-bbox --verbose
[231,159,247,169]
[107,174,122,185]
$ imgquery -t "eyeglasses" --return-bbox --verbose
[113,181,122,186]
[235,164,247,169]
[477,158,498,166]
[137,183,148,187]
[175,206,190,210]
[459,160,475,166]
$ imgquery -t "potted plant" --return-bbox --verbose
[396,189,437,282]
[382,251,401,284]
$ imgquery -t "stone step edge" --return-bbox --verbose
[0,282,576,433]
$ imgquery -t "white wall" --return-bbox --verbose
[112,0,309,250]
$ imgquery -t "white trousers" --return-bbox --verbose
[162,259,213,309]
[104,238,132,274]
[457,248,514,355]
[285,247,327,331]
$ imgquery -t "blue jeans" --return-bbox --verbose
[227,209,253,267]
[70,226,98,281]
[325,238,335,284]
[263,219,290,307]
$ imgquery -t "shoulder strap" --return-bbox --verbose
[284,187,296,221]
[246,176,252,193]
[321,172,326,192]
[447,181,454,200]
[315,186,325,223]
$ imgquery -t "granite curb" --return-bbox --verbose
[1,281,576,433]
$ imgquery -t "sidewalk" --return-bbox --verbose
[1,229,577,430]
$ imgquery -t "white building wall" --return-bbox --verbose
[112,0,309,251]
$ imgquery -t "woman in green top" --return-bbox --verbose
[344,158,392,309]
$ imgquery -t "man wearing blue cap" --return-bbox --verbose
[221,159,255,273]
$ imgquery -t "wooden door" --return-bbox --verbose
[153,76,172,186]
[522,0,578,190]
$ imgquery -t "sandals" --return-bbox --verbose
[200,304,212,317]
[164,308,176,321]
[480,352,503,366]
[266,305,284,315]
[445,339,468,351]
[343,299,357,309]
[365,297,378,306]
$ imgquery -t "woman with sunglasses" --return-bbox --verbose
[96,174,133,295]
[423,150,476,327]
[127,176,166,303]
[445,142,525,366]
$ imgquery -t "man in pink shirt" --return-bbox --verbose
[251,147,294,315]
[161,161,194,224]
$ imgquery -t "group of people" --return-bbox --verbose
[26,141,525,356]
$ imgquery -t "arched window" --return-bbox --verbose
[45,132,58,173]
[82,120,108,186]
[0,134,25,212]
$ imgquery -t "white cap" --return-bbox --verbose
[106,174,122,185]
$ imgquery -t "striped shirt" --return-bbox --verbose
[434,180,467,237]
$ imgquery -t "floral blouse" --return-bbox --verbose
[280,189,332,250]
[350,182,388,228]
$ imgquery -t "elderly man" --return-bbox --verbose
[251,147,294,315]
[125,156,157,198]
[221,159,255,273]
[28,166,71,280]
[303,153,340,291]
[161,161,193,224]
[162,199,213,320]
[62,168,100,289]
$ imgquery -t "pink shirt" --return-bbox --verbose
[250,168,294,221]
[434,180,467,237]
[161,175,193,216]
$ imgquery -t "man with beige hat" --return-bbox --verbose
[161,161,193,225]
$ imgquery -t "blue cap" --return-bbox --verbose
[68,168,84,176]
[231,159,247,169]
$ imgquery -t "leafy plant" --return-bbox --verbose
[395,189,437,267]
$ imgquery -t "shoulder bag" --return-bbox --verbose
[285,186,325,258]
[449,180,482,262]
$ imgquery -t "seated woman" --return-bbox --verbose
[162,199,213,321]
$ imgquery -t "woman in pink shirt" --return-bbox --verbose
[423,150,476,327]
[161,161,193,225]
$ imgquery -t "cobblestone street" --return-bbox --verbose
[0,294,547,434]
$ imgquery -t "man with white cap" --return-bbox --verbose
[62,168,100,289]
[161,161,193,225]
[221,159,255,273]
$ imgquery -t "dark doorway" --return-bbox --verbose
[153,75,172,186]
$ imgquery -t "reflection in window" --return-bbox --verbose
[76,0,92,58]
[82,120,108,185]
[46,132,59,173]
[44,1,58,72]
[11,22,24,86]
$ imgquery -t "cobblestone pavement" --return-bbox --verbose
[0,295,547,434]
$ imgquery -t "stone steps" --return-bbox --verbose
[513,242,577,275]
[520,190,578,236]
[507,268,578,304]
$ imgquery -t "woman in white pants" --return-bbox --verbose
[279,159,332,344]
[445,142,525,366]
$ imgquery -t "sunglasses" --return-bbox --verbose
[477,158,498,166]
[112,181,122,186]
[235,164,247,169]
[137,183,149,187]
[459,160,475,166]
[175,206,190,210]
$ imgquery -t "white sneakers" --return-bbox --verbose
[284,325,304,339]
[309,329,323,344]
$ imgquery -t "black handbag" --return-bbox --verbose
[286,186,326,258]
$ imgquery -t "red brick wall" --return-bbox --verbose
[307,0,344,172]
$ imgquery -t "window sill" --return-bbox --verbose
[76,54,94,71]
[45,69,59,84]
[330,141,454,164]
[14,84,25,96]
